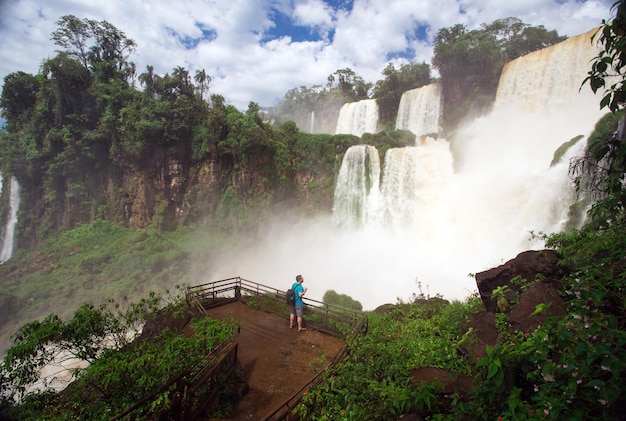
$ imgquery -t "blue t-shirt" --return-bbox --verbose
[293,282,304,306]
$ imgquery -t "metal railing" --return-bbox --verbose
[111,328,240,421]
[186,276,369,421]
[186,276,366,337]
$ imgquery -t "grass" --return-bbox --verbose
[0,219,238,354]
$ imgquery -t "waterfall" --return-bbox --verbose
[209,29,606,311]
[310,110,315,133]
[380,138,453,233]
[323,28,605,307]
[495,28,602,112]
[395,83,442,137]
[333,145,381,228]
[0,176,20,263]
[335,99,379,137]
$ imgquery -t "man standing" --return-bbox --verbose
[290,274,307,331]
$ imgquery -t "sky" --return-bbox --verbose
[0,0,615,110]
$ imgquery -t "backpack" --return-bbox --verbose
[286,287,296,305]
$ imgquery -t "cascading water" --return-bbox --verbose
[395,83,442,137]
[333,145,381,228]
[210,29,606,310]
[0,175,20,263]
[335,99,379,137]
[379,138,454,235]
[326,28,605,307]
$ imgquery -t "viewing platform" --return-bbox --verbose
[186,277,367,420]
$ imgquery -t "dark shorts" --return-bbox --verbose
[292,305,303,318]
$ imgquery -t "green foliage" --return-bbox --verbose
[298,298,476,420]
[583,1,626,112]
[372,62,432,124]
[569,110,626,228]
[0,291,239,421]
[322,290,362,311]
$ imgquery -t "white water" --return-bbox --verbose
[335,99,379,137]
[395,83,442,138]
[207,29,605,310]
[0,175,19,263]
[332,145,381,228]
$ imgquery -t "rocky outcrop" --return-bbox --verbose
[475,249,562,312]
[461,249,566,357]
[409,248,568,420]
[508,282,565,332]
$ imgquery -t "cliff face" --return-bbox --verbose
[14,135,337,250]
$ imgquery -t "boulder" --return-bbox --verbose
[508,282,566,332]
[475,249,562,312]
[458,311,499,359]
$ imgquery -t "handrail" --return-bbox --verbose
[187,277,366,336]
[184,277,369,420]
[110,328,240,421]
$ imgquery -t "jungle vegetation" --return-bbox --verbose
[0,7,624,421]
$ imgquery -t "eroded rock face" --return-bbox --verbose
[508,282,565,333]
[475,250,562,313]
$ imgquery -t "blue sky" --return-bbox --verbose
[0,0,614,109]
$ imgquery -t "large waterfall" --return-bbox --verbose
[0,175,20,263]
[327,28,604,307]
[395,83,442,137]
[210,29,605,310]
[335,99,379,136]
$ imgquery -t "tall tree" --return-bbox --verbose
[51,15,137,82]
[194,68,211,100]
[139,65,156,98]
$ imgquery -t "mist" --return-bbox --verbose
[201,30,607,311]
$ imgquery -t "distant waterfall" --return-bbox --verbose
[395,83,442,137]
[333,145,381,228]
[0,175,20,263]
[335,99,379,137]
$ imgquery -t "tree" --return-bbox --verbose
[0,72,40,130]
[139,65,156,98]
[372,62,431,124]
[433,24,502,129]
[194,68,211,100]
[51,15,137,82]
[326,68,371,102]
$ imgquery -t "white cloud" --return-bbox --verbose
[293,0,335,28]
[0,0,614,109]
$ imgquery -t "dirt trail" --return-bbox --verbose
[204,301,344,420]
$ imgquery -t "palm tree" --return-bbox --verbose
[194,68,211,100]
[172,66,192,96]
[138,65,155,98]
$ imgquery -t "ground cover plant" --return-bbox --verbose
[0,290,240,420]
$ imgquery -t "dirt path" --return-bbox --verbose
[204,301,344,420]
